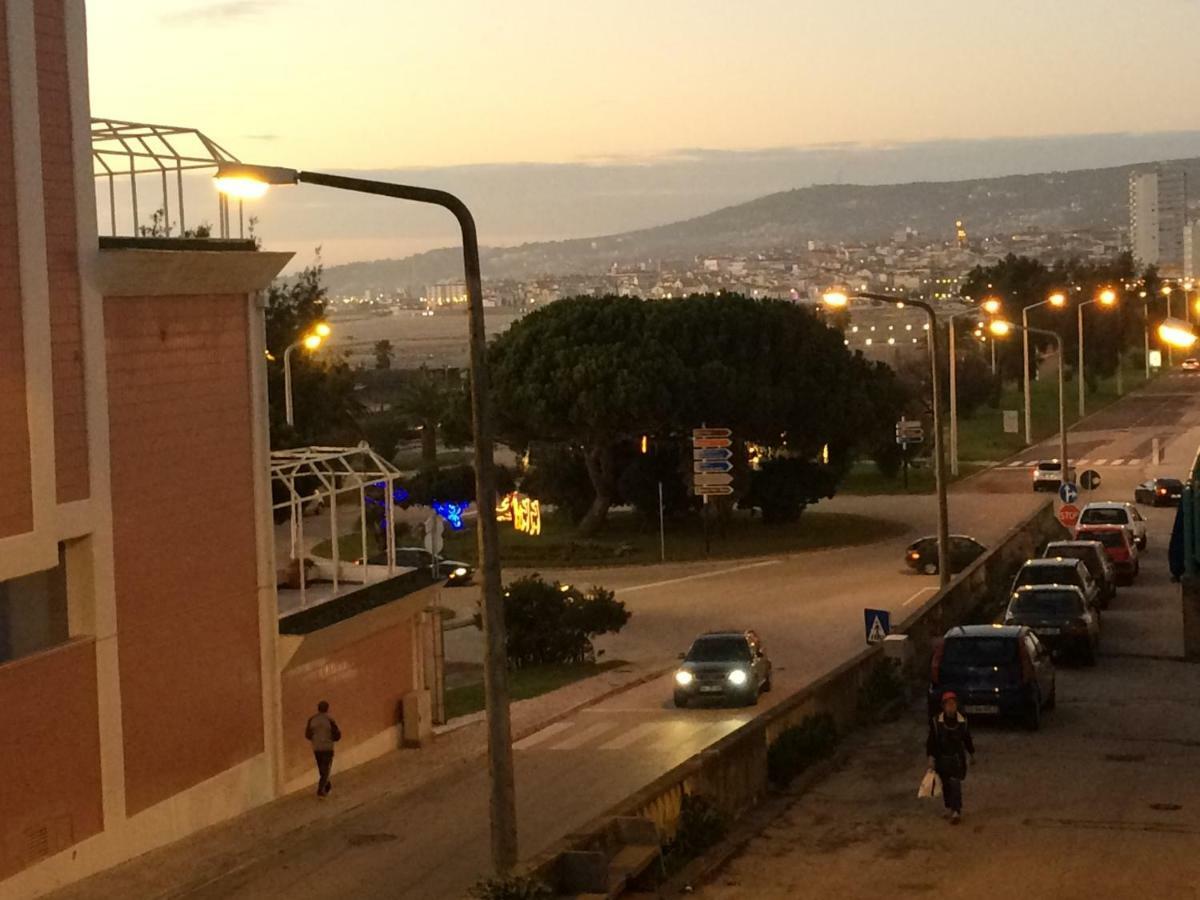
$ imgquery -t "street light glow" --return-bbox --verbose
[982,297,1002,315]
[313,322,332,338]
[1047,292,1066,308]
[213,176,270,200]
[302,333,323,351]
[213,162,301,199]
[988,319,1013,337]
[1158,318,1198,349]
[1098,288,1117,306]
[822,289,849,308]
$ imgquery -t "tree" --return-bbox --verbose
[520,445,595,524]
[374,339,395,370]
[498,576,630,668]
[741,456,838,524]
[396,366,451,469]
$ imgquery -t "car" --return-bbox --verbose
[904,534,987,575]
[1183,357,1200,371]
[1075,524,1140,584]
[1010,557,1102,611]
[1077,501,1147,549]
[929,625,1055,730]
[1134,477,1183,507]
[1032,459,1074,492]
[673,631,772,708]
[364,547,474,586]
[1004,584,1100,665]
[1044,540,1116,607]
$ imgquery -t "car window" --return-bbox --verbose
[1015,564,1080,588]
[1131,509,1145,522]
[1162,479,1183,490]
[1010,590,1084,617]
[942,637,1018,666]
[1080,508,1127,525]
[687,637,752,662]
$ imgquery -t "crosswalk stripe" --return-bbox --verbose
[1110,459,1125,466]
[1090,459,1106,465]
[598,721,662,751]
[514,721,573,750]
[552,721,618,750]
[1128,458,1143,465]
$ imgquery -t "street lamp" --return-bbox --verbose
[1162,285,1177,367]
[1076,287,1118,417]
[981,297,1001,374]
[824,288,950,587]
[1159,317,1198,350]
[282,323,330,427]
[216,163,519,873]
[948,307,985,476]
[990,318,1069,487]
[1019,292,1066,444]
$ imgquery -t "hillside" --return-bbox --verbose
[322,157,1200,293]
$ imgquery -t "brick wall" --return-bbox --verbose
[0,2,32,538]
[105,294,264,815]
[35,0,89,504]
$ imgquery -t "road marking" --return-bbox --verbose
[1110,459,1125,466]
[902,586,938,607]
[1128,458,1143,466]
[513,721,573,750]
[598,721,661,751]
[552,721,617,750]
[619,560,783,594]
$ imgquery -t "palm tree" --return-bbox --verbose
[398,367,449,469]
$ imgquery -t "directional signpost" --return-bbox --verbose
[864,608,891,645]
[895,417,924,489]
[1080,469,1102,492]
[1058,482,1079,505]
[692,427,733,497]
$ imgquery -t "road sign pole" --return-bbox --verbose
[658,481,666,563]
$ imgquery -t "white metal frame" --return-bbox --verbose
[271,444,402,611]
[90,117,246,239]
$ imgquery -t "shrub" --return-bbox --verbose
[741,456,838,525]
[501,575,631,668]
[857,658,906,721]
[467,876,552,900]
[663,793,727,870]
[766,713,838,787]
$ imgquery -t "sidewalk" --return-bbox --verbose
[48,662,662,900]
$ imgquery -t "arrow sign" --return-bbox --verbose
[694,484,734,496]
[693,427,732,440]
[1058,482,1079,504]
[694,448,733,461]
[694,460,733,474]
[693,438,732,449]
[693,473,733,486]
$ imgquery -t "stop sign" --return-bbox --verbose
[1057,503,1080,529]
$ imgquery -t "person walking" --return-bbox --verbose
[926,691,975,824]
[305,700,342,798]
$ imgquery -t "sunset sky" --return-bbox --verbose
[86,1,1200,264]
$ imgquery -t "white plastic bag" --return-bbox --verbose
[918,769,942,799]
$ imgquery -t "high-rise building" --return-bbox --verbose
[1130,167,1188,275]
[1184,221,1200,280]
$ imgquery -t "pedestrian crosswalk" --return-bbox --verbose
[1002,457,1143,469]
[513,715,740,753]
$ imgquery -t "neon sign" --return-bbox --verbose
[496,492,541,536]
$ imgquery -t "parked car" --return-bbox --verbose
[1044,540,1117,607]
[1004,584,1100,664]
[929,625,1055,730]
[364,547,474,586]
[673,630,772,708]
[1075,524,1140,584]
[1032,459,1074,492]
[1134,477,1183,507]
[1182,357,1200,371]
[1010,557,1102,611]
[1077,502,1148,549]
[904,534,987,575]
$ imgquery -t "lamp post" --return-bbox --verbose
[282,323,330,428]
[1020,292,1066,444]
[1163,285,1176,367]
[216,164,519,873]
[1076,287,1117,417]
[948,306,986,477]
[825,289,950,587]
[990,319,1069,487]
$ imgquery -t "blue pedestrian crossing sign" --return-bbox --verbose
[1058,482,1079,504]
[864,608,890,645]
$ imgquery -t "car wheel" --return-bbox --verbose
[922,562,938,576]
[1024,688,1042,731]
[761,674,773,693]
[673,694,688,709]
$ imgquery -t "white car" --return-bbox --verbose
[1032,459,1074,492]
[1076,502,1147,550]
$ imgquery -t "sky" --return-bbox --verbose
[87,0,1200,265]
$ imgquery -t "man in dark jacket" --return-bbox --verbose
[305,700,342,798]
[926,691,975,824]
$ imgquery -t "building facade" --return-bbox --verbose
[1130,167,1188,275]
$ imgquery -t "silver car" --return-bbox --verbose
[673,631,772,708]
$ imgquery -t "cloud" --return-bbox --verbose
[160,1,284,25]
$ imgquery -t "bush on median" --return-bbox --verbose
[766,713,839,788]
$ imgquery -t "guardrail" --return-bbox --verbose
[524,500,1063,893]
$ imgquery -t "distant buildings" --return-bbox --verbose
[1130,167,1188,275]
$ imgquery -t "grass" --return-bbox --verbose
[440,507,907,568]
[444,659,627,720]
[840,461,987,495]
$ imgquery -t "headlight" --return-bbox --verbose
[452,567,468,576]
[727,669,748,686]
[675,670,693,686]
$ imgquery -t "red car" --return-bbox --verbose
[1075,524,1139,584]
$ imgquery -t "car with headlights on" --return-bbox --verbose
[363,547,474,586]
[673,631,771,708]
[904,534,987,576]
[1032,459,1074,492]
[1183,357,1200,371]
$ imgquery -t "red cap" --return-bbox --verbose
[941,690,958,703]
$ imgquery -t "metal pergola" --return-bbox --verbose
[91,117,247,239]
[271,444,402,610]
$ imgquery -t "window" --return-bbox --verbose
[0,545,69,665]
[1010,590,1084,617]
[1080,508,1126,526]
[942,638,1017,666]
[687,637,751,662]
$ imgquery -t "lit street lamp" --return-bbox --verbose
[217,164,519,874]
[990,318,1069,486]
[282,321,331,427]
[825,288,950,586]
[1020,292,1066,444]
[1076,287,1117,417]
[1162,285,1177,367]
[1159,317,1198,351]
